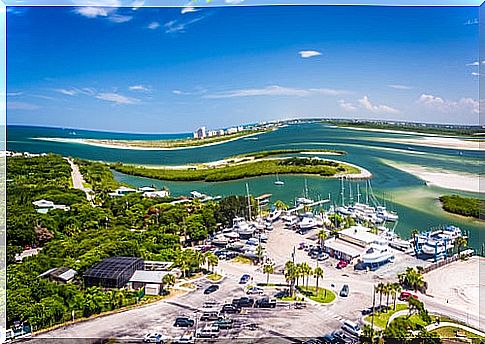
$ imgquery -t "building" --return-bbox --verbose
[207,130,219,137]
[226,127,238,135]
[142,190,170,198]
[218,129,225,136]
[128,270,176,295]
[193,126,207,139]
[84,257,144,288]
[339,225,381,248]
[108,186,137,197]
[39,267,77,283]
[32,199,70,213]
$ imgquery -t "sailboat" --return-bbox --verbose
[274,173,285,186]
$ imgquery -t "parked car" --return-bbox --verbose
[399,291,418,301]
[361,307,373,316]
[204,285,219,294]
[274,289,290,299]
[336,260,348,269]
[339,284,350,297]
[239,274,251,284]
[196,325,220,339]
[295,301,306,309]
[221,304,241,314]
[246,287,264,295]
[143,332,170,343]
[320,334,339,344]
[213,318,234,329]
[332,330,355,344]
[200,311,221,322]
[255,297,277,308]
[298,242,307,250]
[341,320,362,337]
[172,335,195,344]
[232,297,254,308]
[317,253,329,261]
[173,317,194,327]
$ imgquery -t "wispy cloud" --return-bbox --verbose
[204,85,349,99]
[164,15,206,34]
[298,50,322,59]
[387,84,413,90]
[8,101,40,110]
[73,0,133,23]
[172,88,207,96]
[181,6,199,14]
[418,94,478,114]
[6,92,23,97]
[147,21,160,30]
[225,0,244,3]
[338,99,357,112]
[129,84,150,92]
[464,18,478,25]
[358,96,400,114]
[55,87,96,96]
[95,92,140,104]
[466,61,479,66]
[472,72,481,77]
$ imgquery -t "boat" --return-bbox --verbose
[274,173,284,186]
[421,240,453,255]
[266,209,282,222]
[299,214,319,230]
[223,231,240,240]
[376,206,399,222]
[211,235,229,246]
[362,242,394,266]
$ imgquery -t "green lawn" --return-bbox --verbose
[364,303,408,329]
[206,273,223,281]
[231,256,254,265]
[432,326,484,341]
[297,286,336,304]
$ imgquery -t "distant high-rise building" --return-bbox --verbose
[194,126,207,139]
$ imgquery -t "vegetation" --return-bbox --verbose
[234,148,345,159]
[206,273,222,282]
[79,129,268,149]
[297,286,336,304]
[432,326,484,341]
[439,195,482,219]
[327,119,484,137]
[365,304,408,329]
[112,157,359,182]
[6,155,260,332]
[398,267,426,293]
[263,264,274,285]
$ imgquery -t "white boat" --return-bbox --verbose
[211,235,229,246]
[296,197,314,206]
[223,231,240,240]
[362,242,394,265]
[421,240,453,255]
[267,209,282,222]
[284,215,299,227]
[299,215,318,230]
[274,173,285,186]
[336,206,352,216]
[376,206,399,222]
[246,238,259,246]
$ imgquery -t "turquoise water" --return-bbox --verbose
[7,124,484,250]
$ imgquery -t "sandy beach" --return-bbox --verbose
[381,159,480,193]
[377,136,482,151]
[341,126,464,137]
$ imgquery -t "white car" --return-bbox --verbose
[173,334,195,344]
[143,332,171,343]
[246,287,264,295]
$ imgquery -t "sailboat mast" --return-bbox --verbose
[246,183,252,220]
[357,184,361,204]
[365,180,369,204]
[349,181,353,205]
[340,177,345,207]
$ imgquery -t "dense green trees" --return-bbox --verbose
[439,195,481,219]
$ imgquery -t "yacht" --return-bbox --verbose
[421,240,453,256]
[223,231,240,240]
[376,206,399,222]
[211,235,229,246]
[296,197,314,206]
[299,214,319,231]
[362,241,394,265]
[274,173,285,186]
[267,209,282,222]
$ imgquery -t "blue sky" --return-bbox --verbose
[6,3,480,132]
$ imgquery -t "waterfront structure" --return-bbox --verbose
[84,256,144,288]
[108,186,137,197]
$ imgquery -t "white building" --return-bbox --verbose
[193,126,207,139]
[108,186,137,197]
[32,199,70,213]
[143,190,170,198]
[226,127,238,135]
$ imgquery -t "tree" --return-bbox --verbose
[313,266,324,296]
[284,261,296,296]
[384,283,392,308]
[204,252,219,273]
[317,230,328,248]
[162,274,176,292]
[274,200,288,210]
[376,282,386,307]
[302,263,312,289]
[454,236,467,256]
[398,267,425,292]
[391,283,402,310]
[255,245,264,264]
[263,264,274,285]
[407,297,424,317]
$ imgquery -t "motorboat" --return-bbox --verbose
[284,216,299,227]
[421,240,453,255]
[267,209,282,223]
[376,206,399,222]
[211,235,229,246]
[299,215,319,231]
[362,242,394,265]
[296,197,314,206]
[223,231,240,240]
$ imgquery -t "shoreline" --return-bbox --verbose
[380,159,480,193]
[338,125,475,138]
[33,131,267,151]
[377,137,482,151]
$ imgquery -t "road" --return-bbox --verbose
[65,158,93,202]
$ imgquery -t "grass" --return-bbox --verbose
[364,303,408,329]
[231,256,254,265]
[432,326,484,341]
[206,273,223,281]
[439,194,482,219]
[234,149,346,159]
[297,286,336,304]
[112,157,360,182]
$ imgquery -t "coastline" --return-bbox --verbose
[376,136,482,151]
[338,125,473,138]
[380,159,480,193]
[33,131,267,151]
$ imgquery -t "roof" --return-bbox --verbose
[32,199,55,208]
[339,225,381,245]
[139,186,156,192]
[39,267,77,281]
[129,270,171,284]
[324,238,363,258]
[255,194,272,201]
[84,256,144,280]
[143,191,169,198]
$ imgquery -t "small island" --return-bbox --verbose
[112,152,369,182]
[439,194,483,219]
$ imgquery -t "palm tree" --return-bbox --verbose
[399,267,424,292]
[162,273,176,292]
[284,261,296,296]
[255,245,264,264]
[317,229,328,248]
[411,229,419,250]
[313,266,324,296]
[384,283,392,309]
[263,264,274,286]
[454,236,467,256]
[274,200,288,210]
[205,252,219,273]
[303,263,312,289]
[376,282,386,307]
[391,283,402,310]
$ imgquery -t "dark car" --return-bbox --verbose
[319,334,339,344]
[361,307,373,316]
[239,274,251,284]
[213,318,234,329]
[200,312,221,322]
[274,289,290,299]
[232,297,254,308]
[221,304,241,314]
[255,297,277,308]
[174,317,194,327]
[204,285,219,294]
[332,330,355,344]
[340,284,350,297]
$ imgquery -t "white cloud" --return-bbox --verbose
[6,92,23,96]
[55,87,96,96]
[418,94,478,114]
[472,72,481,77]
[181,6,199,14]
[298,50,322,58]
[147,21,160,30]
[172,90,183,95]
[129,85,150,92]
[56,88,79,96]
[464,18,478,25]
[387,84,413,90]
[8,101,40,110]
[131,0,145,10]
[338,99,357,112]
[358,96,400,115]
[466,61,479,66]
[73,0,131,23]
[204,85,348,99]
[164,16,206,34]
[225,0,244,3]
[95,92,139,104]
[108,13,132,23]
[75,7,113,18]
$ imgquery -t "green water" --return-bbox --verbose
[8,123,484,250]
